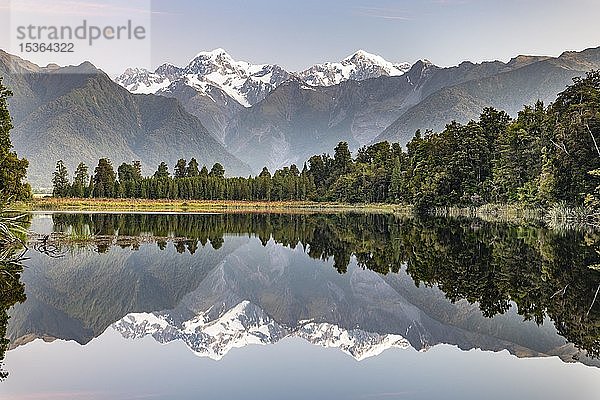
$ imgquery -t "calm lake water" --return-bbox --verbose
[1,212,600,399]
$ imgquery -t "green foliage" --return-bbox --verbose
[51,71,600,209]
[92,158,116,198]
[72,163,89,198]
[52,160,70,197]
[48,212,600,358]
[0,206,28,380]
[174,159,187,179]
[209,163,225,179]
[186,158,200,177]
[0,78,31,201]
[153,162,169,179]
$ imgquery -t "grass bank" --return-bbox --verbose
[13,198,600,231]
[17,197,412,214]
[432,204,546,224]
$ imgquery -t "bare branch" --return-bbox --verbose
[550,139,569,155]
[587,283,600,318]
[585,123,600,158]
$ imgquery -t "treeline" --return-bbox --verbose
[53,71,600,208]
[0,77,31,202]
[52,158,317,201]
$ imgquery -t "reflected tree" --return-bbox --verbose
[49,212,600,358]
[0,212,28,380]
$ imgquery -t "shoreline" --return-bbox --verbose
[11,198,599,231]
[15,198,411,214]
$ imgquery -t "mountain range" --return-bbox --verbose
[1,46,600,186]
[9,230,594,365]
[0,50,250,187]
[115,46,600,172]
[113,301,410,361]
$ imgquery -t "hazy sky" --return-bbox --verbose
[1,0,599,74]
[149,0,600,70]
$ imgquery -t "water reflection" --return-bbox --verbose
[0,220,28,381]
[5,212,600,370]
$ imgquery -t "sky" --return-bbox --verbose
[150,0,600,69]
[1,0,599,75]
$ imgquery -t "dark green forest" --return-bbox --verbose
[53,72,600,210]
[0,76,29,380]
[0,77,30,202]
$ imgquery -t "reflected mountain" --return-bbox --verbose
[7,212,600,367]
[114,301,410,361]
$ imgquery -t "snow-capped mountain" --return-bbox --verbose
[112,300,409,361]
[297,50,411,87]
[113,49,413,143]
[180,49,293,107]
[115,48,293,107]
[114,49,410,106]
[116,64,183,94]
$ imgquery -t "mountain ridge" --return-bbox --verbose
[0,50,250,187]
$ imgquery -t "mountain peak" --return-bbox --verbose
[112,301,410,361]
[193,48,231,60]
[344,49,389,65]
[298,50,410,87]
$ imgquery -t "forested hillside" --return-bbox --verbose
[52,71,600,211]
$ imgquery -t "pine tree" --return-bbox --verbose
[93,158,116,198]
[154,162,170,179]
[174,158,187,178]
[133,161,143,180]
[187,158,200,177]
[52,160,70,197]
[0,78,31,201]
[209,163,225,179]
[200,165,209,178]
[334,141,352,175]
[72,162,89,198]
[389,157,402,202]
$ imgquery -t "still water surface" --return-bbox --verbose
[1,212,599,399]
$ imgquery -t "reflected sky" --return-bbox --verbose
[2,212,600,399]
[2,329,599,400]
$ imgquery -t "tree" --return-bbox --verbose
[52,160,70,197]
[200,165,209,178]
[117,163,138,182]
[187,158,200,177]
[546,71,600,204]
[72,162,89,198]
[133,161,142,179]
[154,162,170,179]
[93,158,116,198]
[0,78,31,201]
[257,167,272,200]
[174,158,187,178]
[334,141,352,175]
[389,157,402,202]
[209,163,225,179]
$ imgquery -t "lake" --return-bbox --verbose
[1,212,599,399]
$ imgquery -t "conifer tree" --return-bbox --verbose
[200,165,209,178]
[72,162,89,198]
[187,158,200,177]
[209,163,225,179]
[93,158,116,198]
[174,159,187,178]
[154,162,170,179]
[0,78,31,201]
[52,160,70,197]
